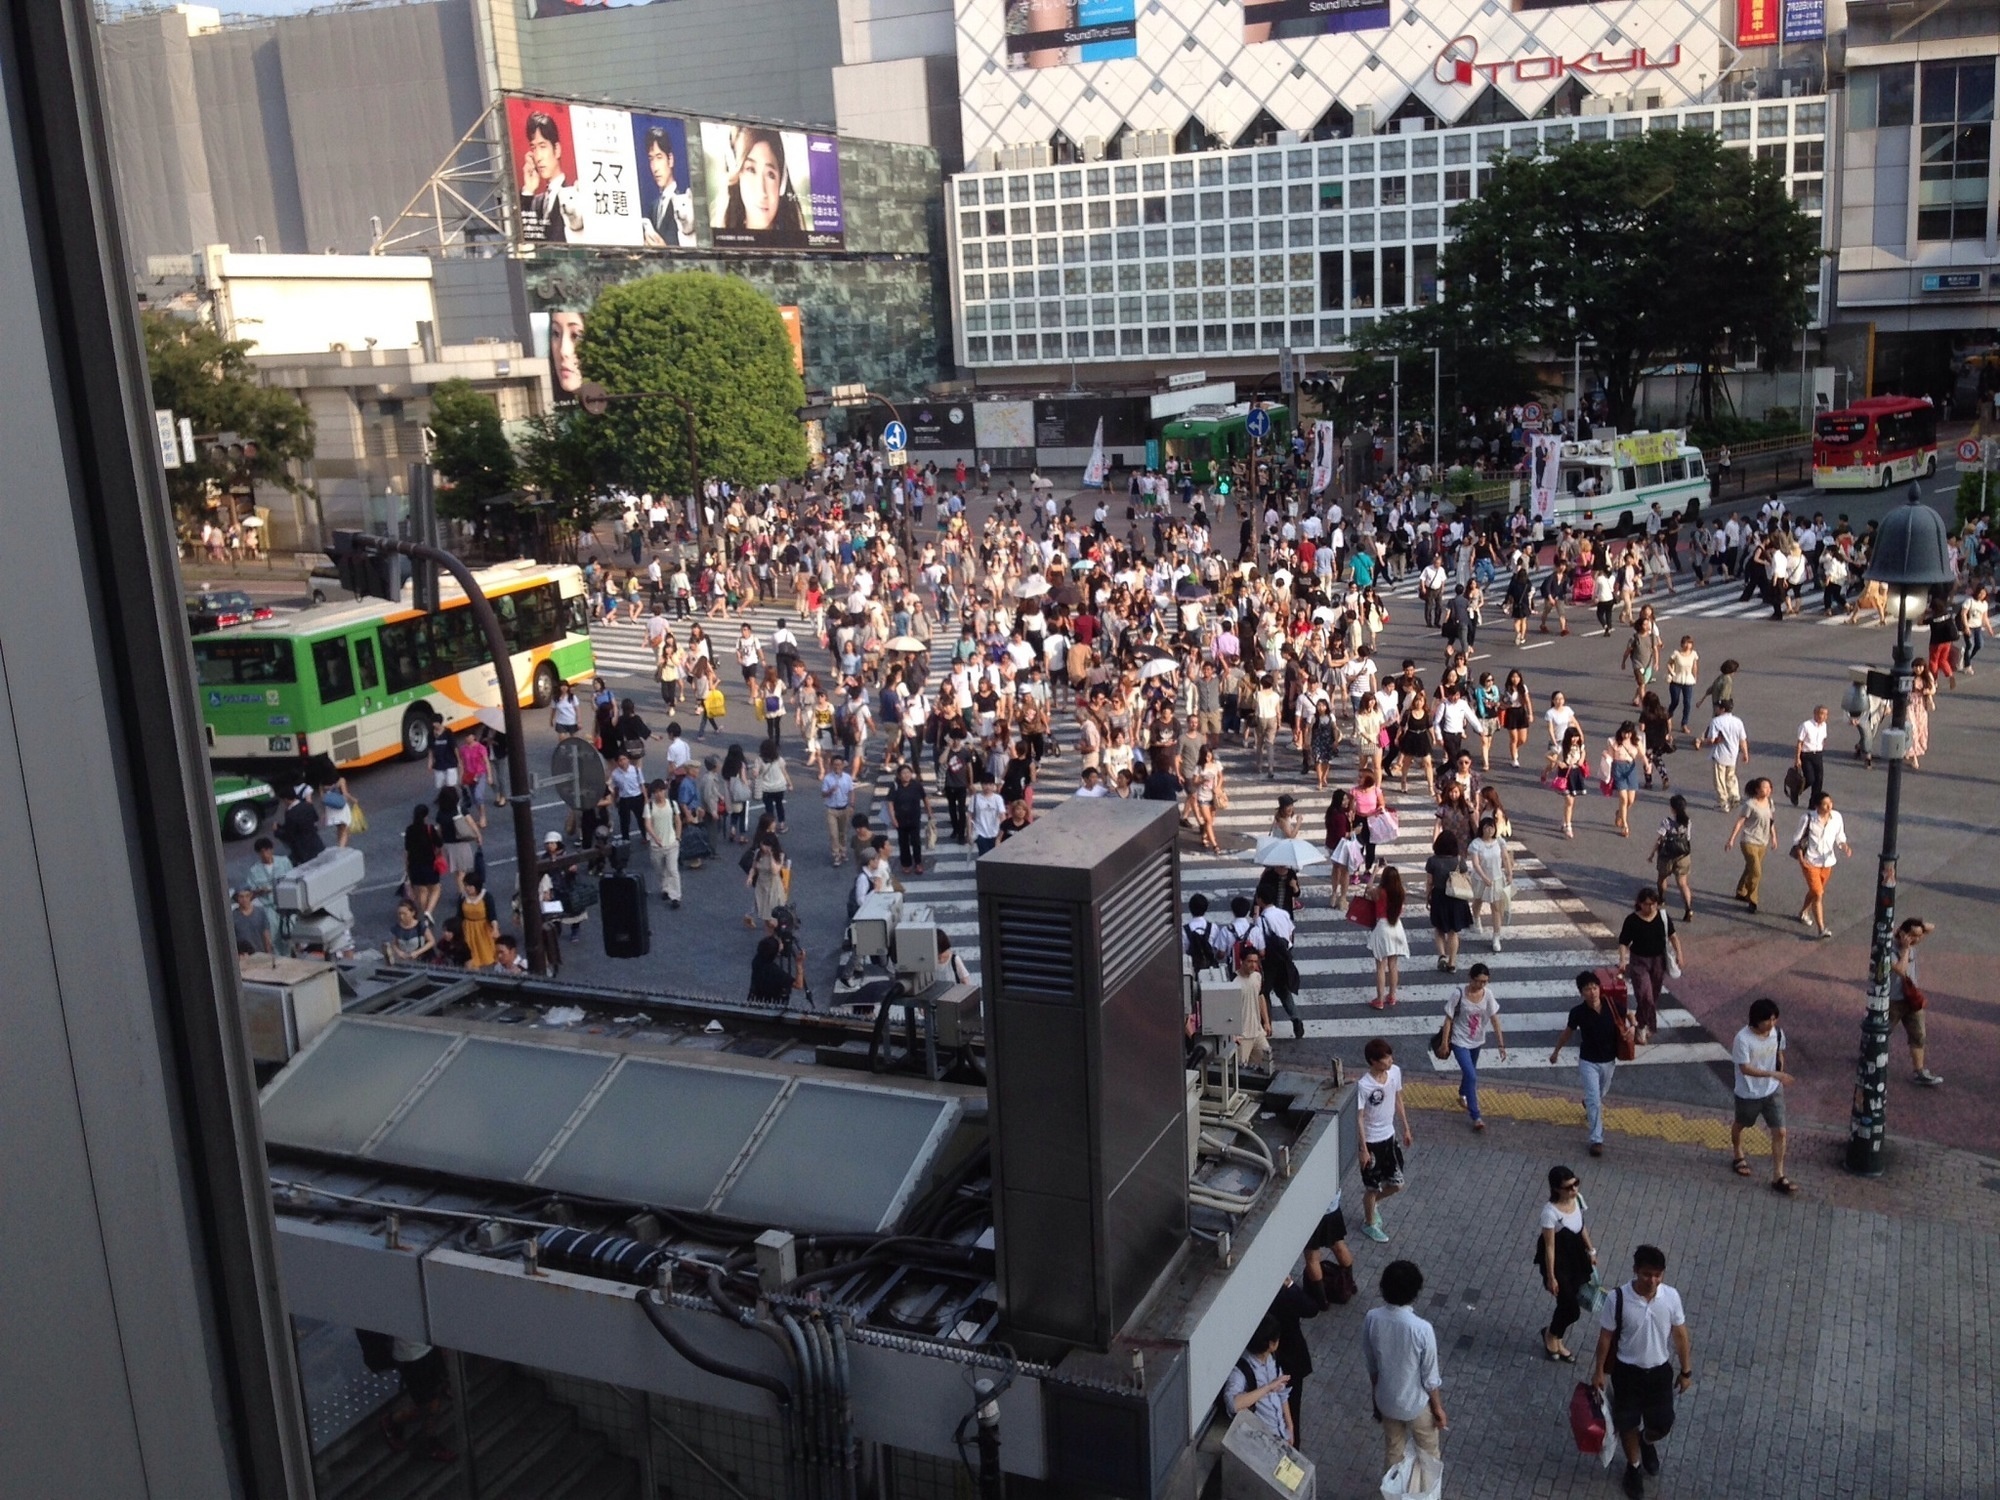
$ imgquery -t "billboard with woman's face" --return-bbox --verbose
[698,122,845,251]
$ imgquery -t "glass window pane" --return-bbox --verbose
[260,1020,456,1155]
[1881,65,1916,128]
[1922,62,1959,125]
[375,1038,615,1182]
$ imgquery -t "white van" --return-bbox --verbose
[1539,431,1708,532]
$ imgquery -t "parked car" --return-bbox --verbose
[186,588,275,633]
[214,773,279,839]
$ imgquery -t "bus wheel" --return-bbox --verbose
[1923,452,1937,478]
[401,706,435,760]
[1881,469,1893,490]
[532,661,559,708]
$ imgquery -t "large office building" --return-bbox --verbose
[940,0,2000,404]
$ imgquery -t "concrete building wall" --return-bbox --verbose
[100,10,218,272]
[494,0,844,127]
[188,26,305,255]
[274,0,487,254]
[99,0,487,270]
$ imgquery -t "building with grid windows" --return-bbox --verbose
[947,99,1831,377]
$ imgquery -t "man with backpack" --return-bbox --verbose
[1219,1318,1293,1444]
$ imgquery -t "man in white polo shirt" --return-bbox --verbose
[1590,1244,1693,1500]
[1793,704,1828,807]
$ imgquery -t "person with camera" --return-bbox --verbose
[749,930,801,1005]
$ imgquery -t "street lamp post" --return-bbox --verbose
[1427,347,1441,475]
[1843,488,1954,1177]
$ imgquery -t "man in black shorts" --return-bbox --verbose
[1357,1037,1413,1241]
[1306,1187,1358,1305]
[1590,1244,1694,1499]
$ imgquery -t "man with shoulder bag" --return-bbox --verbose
[1590,1244,1693,1500]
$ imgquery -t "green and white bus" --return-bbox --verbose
[194,559,594,771]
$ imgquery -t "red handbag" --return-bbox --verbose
[1901,982,1928,1012]
[1569,1381,1608,1456]
[1346,894,1378,928]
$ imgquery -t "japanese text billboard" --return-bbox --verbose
[697,122,845,251]
[507,96,699,248]
[1735,0,1780,47]
[1001,0,1138,68]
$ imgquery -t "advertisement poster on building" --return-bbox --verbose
[699,122,845,250]
[776,306,806,375]
[508,98,579,244]
[507,97,659,246]
[530,307,588,403]
[1244,0,1387,44]
[1310,420,1336,494]
[633,114,698,248]
[1002,0,1138,68]
[532,0,650,16]
[1735,0,1780,47]
[1780,0,1824,42]
[906,403,970,450]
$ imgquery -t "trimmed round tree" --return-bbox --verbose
[579,271,808,495]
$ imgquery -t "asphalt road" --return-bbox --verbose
[205,464,1995,1145]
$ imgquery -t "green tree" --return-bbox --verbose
[577,271,808,493]
[427,378,517,518]
[517,410,608,549]
[141,310,315,522]
[1370,131,1820,431]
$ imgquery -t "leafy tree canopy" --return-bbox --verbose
[1363,130,1820,430]
[427,378,517,516]
[577,271,808,494]
[142,309,315,520]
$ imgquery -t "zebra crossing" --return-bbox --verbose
[861,748,1725,1076]
[1368,567,1861,628]
[589,606,1727,1074]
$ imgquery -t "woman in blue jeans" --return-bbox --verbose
[1444,962,1508,1130]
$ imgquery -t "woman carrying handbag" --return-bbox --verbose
[1434,963,1506,1130]
[1534,1165,1598,1361]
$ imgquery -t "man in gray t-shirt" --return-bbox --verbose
[1219,1318,1292,1443]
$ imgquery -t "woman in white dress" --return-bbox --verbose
[1365,866,1410,1011]
[1466,816,1514,951]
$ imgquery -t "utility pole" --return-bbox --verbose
[332,532,544,968]
[1427,347,1441,474]
[1389,354,1401,478]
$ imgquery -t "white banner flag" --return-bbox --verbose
[1530,434,1563,526]
[1310,419,1335,495]
[1082,417,1107,489]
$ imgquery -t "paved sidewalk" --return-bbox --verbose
[1293,1094,2000,1498]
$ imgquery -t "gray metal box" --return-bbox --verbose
[978,799,1188,1353]
[1219,1409,1316,1499]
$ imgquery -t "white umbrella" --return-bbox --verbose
[885,635,927,652]
[1254,835,1329,870]
[1012,576,1050,599]
[1137,656,1179,681]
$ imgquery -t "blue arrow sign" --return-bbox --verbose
[1244,407,1271,439]
[882,421,908,452]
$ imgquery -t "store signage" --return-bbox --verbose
[1167,369,1211,390]
[1433,36,1683,87]
[1781,0,1824,42]
[1920,272,1981,292]
[1736,0,1779,48]
[1613,430,1682,466]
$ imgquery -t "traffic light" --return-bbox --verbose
[409,464,441,612]
[1217,475,1232,497]
[329,531,407,602]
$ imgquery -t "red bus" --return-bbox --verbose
[1812,395,1938,491]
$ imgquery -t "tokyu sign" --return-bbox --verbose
[1434,36,1684,87]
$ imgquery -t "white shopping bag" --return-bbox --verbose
[1380,1451,1443,1500]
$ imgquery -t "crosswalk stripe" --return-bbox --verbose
[1298,1006,1702,1038]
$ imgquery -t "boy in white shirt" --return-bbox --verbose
[1729,997,1796,1194]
